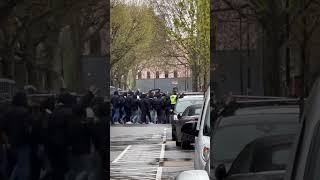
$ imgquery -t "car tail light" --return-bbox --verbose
[202,146,210,162]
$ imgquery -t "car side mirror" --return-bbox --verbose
[181,121,198,136]
[178,113,182,119]
[215,164,227,180]
[176,170,210,180]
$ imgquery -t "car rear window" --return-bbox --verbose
[212,115,299,162]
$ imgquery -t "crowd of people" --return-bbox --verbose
[0,88,108,180]
[111,90,178,124]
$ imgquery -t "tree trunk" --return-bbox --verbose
[263,31,281,96]
[191,64,199,92]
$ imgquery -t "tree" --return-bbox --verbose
[150,0,210,91]
[0,0,108,91]
[111,0,169,89]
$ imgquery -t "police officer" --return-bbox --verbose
[170,90,178,112]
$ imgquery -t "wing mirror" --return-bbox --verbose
[176,170,209,180]
[215,164,227,180]
[181,121,198,136]
[177,113,182,119]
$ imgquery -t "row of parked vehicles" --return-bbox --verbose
[173,78,320,180]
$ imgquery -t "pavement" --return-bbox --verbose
[110,124,194,180]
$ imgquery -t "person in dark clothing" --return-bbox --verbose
[146,93,154,123]
[139,94,149,124]
[91,97,108,180]
[131,95,139,124]
[124,92,133,123]
[1,92,33,180]
[111,91,121,124]
[0,101,9,180]
[154,94,164,124]
[118,94,126,124]
[29,103,45,180]
[67,104,92,180]
[37,96,55,179]
[164,95,171,124]
[47,93,74,180]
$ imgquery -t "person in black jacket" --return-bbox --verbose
[139,94,149,124]
[67,104,92,180]
[47,93,74,180]
[91,97,108,180]
[0,101,9,180]
[124,91,133,124]
[118,93,126,124]
[154,94,164,124]
[131,95,139,124]
[2,92,33,180]
[111,91,120,124]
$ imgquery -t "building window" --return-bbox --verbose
[165,71,169,78]
[174,70,178,78]
[147,72,150,79]
[156,71,159,79]
[138,72,142,79]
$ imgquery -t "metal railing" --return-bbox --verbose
[0,78,16,99]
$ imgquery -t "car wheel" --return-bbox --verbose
[176,141,181,147]
[181,141,190,149]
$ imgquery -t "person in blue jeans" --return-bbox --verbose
[111,91,121,124]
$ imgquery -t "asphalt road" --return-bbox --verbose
[110,124,194,180]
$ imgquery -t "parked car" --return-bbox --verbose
[179,98,300,180]
[215,134,296,180]
[284,78,320,180]
[181,88,210,171]
[175,104,203,148]
[171,95,204,141]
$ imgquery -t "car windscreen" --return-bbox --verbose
[175,99,203,114]
[212,114,299,162]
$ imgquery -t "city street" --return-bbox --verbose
[110,124,194,180]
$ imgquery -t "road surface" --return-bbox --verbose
[110,124,194,180]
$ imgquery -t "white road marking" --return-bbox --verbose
[159,144,165,162]
[156,167,162,180]
[112,145,131,163]
[156,128,167,180]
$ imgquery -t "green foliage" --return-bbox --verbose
[111,1,165,87]
[157,0,210,89]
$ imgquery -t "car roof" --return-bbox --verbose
[186,104,203,109]
[178,95,204,100]
[218,105,300,127]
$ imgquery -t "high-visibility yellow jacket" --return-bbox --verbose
[170,95,177,105]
